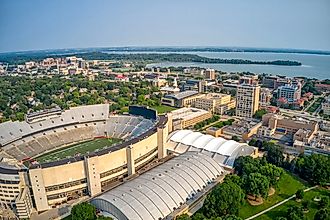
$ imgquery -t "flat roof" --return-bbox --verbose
[164,91,199,100]
[171,107,209,121]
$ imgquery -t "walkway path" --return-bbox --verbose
[245,186,318,220]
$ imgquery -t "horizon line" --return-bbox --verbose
[1,45,330,55]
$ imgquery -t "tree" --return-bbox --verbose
[319,196,329,209]
[248,138,257,146]
[294,154,330,185]
[314,208,329,220]
[253,109,267,119]
[243,173,270,200]
[295,189,305,201]
[176,214,191,220]
[287,205,304,220]
[97,217,113,220]
[232,136,239,142]
[223,174,243,187]
[234,156,261,176]
[192,213,207,220]
[276,217,287,220]
[71,202,96,220]
[265,145,284,167]
[259,163,283,186]
[202,181,244,218]
[222,215,242,220]
[302,200,310,211]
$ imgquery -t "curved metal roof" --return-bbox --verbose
[92,152,224,220]
[167,130,255,167]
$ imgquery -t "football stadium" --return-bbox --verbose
[0,104,256,219]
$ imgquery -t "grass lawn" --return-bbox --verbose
[307,97,324,113]
[239,171,308,219]
[256,187,330,220]
[152,105,177,114]
[35,138,122,163]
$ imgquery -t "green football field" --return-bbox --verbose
[35,138,122,163]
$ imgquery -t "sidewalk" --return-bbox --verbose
[245,186,318,220]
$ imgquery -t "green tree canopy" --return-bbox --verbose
[286,205,304,220]
[202,181,244,218]
[243,173,270,199]
[259,163,283,186]
[265,145,284,167]
[314,208,329,220]
[295,189,304,200]
[294,154,330,185]
[71,202,96,220]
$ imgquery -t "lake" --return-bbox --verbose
[142,52,330,79]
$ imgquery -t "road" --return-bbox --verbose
[245,186,318,220]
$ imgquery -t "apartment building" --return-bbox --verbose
[236,84,260,118]
[277,84,301,103]
[259,88,272,107]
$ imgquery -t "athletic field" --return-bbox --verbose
[35,138,122,163]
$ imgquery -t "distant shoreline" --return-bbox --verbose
[1,46,330,56]
[0,52,302,66]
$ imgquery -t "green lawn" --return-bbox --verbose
[307,97,324,113]
[239,171,308,219]
[256,187,330,220]
[152,105,177,114]
[35,138,122,163]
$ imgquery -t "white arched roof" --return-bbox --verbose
[168,130,255,166]
[191,135,214,149]
[92,152,224,220]
[204,138,227,152]
[181,132,203,146]
[216,140,241,156]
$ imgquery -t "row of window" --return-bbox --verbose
[100,164,127,179]
[0,184,19,189]
[0,189,20,194]
[47,187,88,201]
[135,148,157,164]
[45,178,87,192]
[0,179,20,184]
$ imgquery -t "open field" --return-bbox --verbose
[256,187,330,220]
[152,105,177,114]
[35,138,122,163]
[239,171,307,219]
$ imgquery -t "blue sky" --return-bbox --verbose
[1,0,330,52]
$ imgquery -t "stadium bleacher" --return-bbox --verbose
[0,105,157,162]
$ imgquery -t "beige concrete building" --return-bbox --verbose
[216,119,262,141]
[260,113,318,137]
[171,107,212,130]
[0,104,171,217]
[0,161,33,219]
[194,93,235,115]
[236,84,260,118]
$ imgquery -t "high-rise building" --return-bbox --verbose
[205,68,216,80]
[236,84,260,118]
[259,88,272,107]
[277,84,301,103]
[239,75,258,85]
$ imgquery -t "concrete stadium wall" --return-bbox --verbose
[29,129,163,212]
